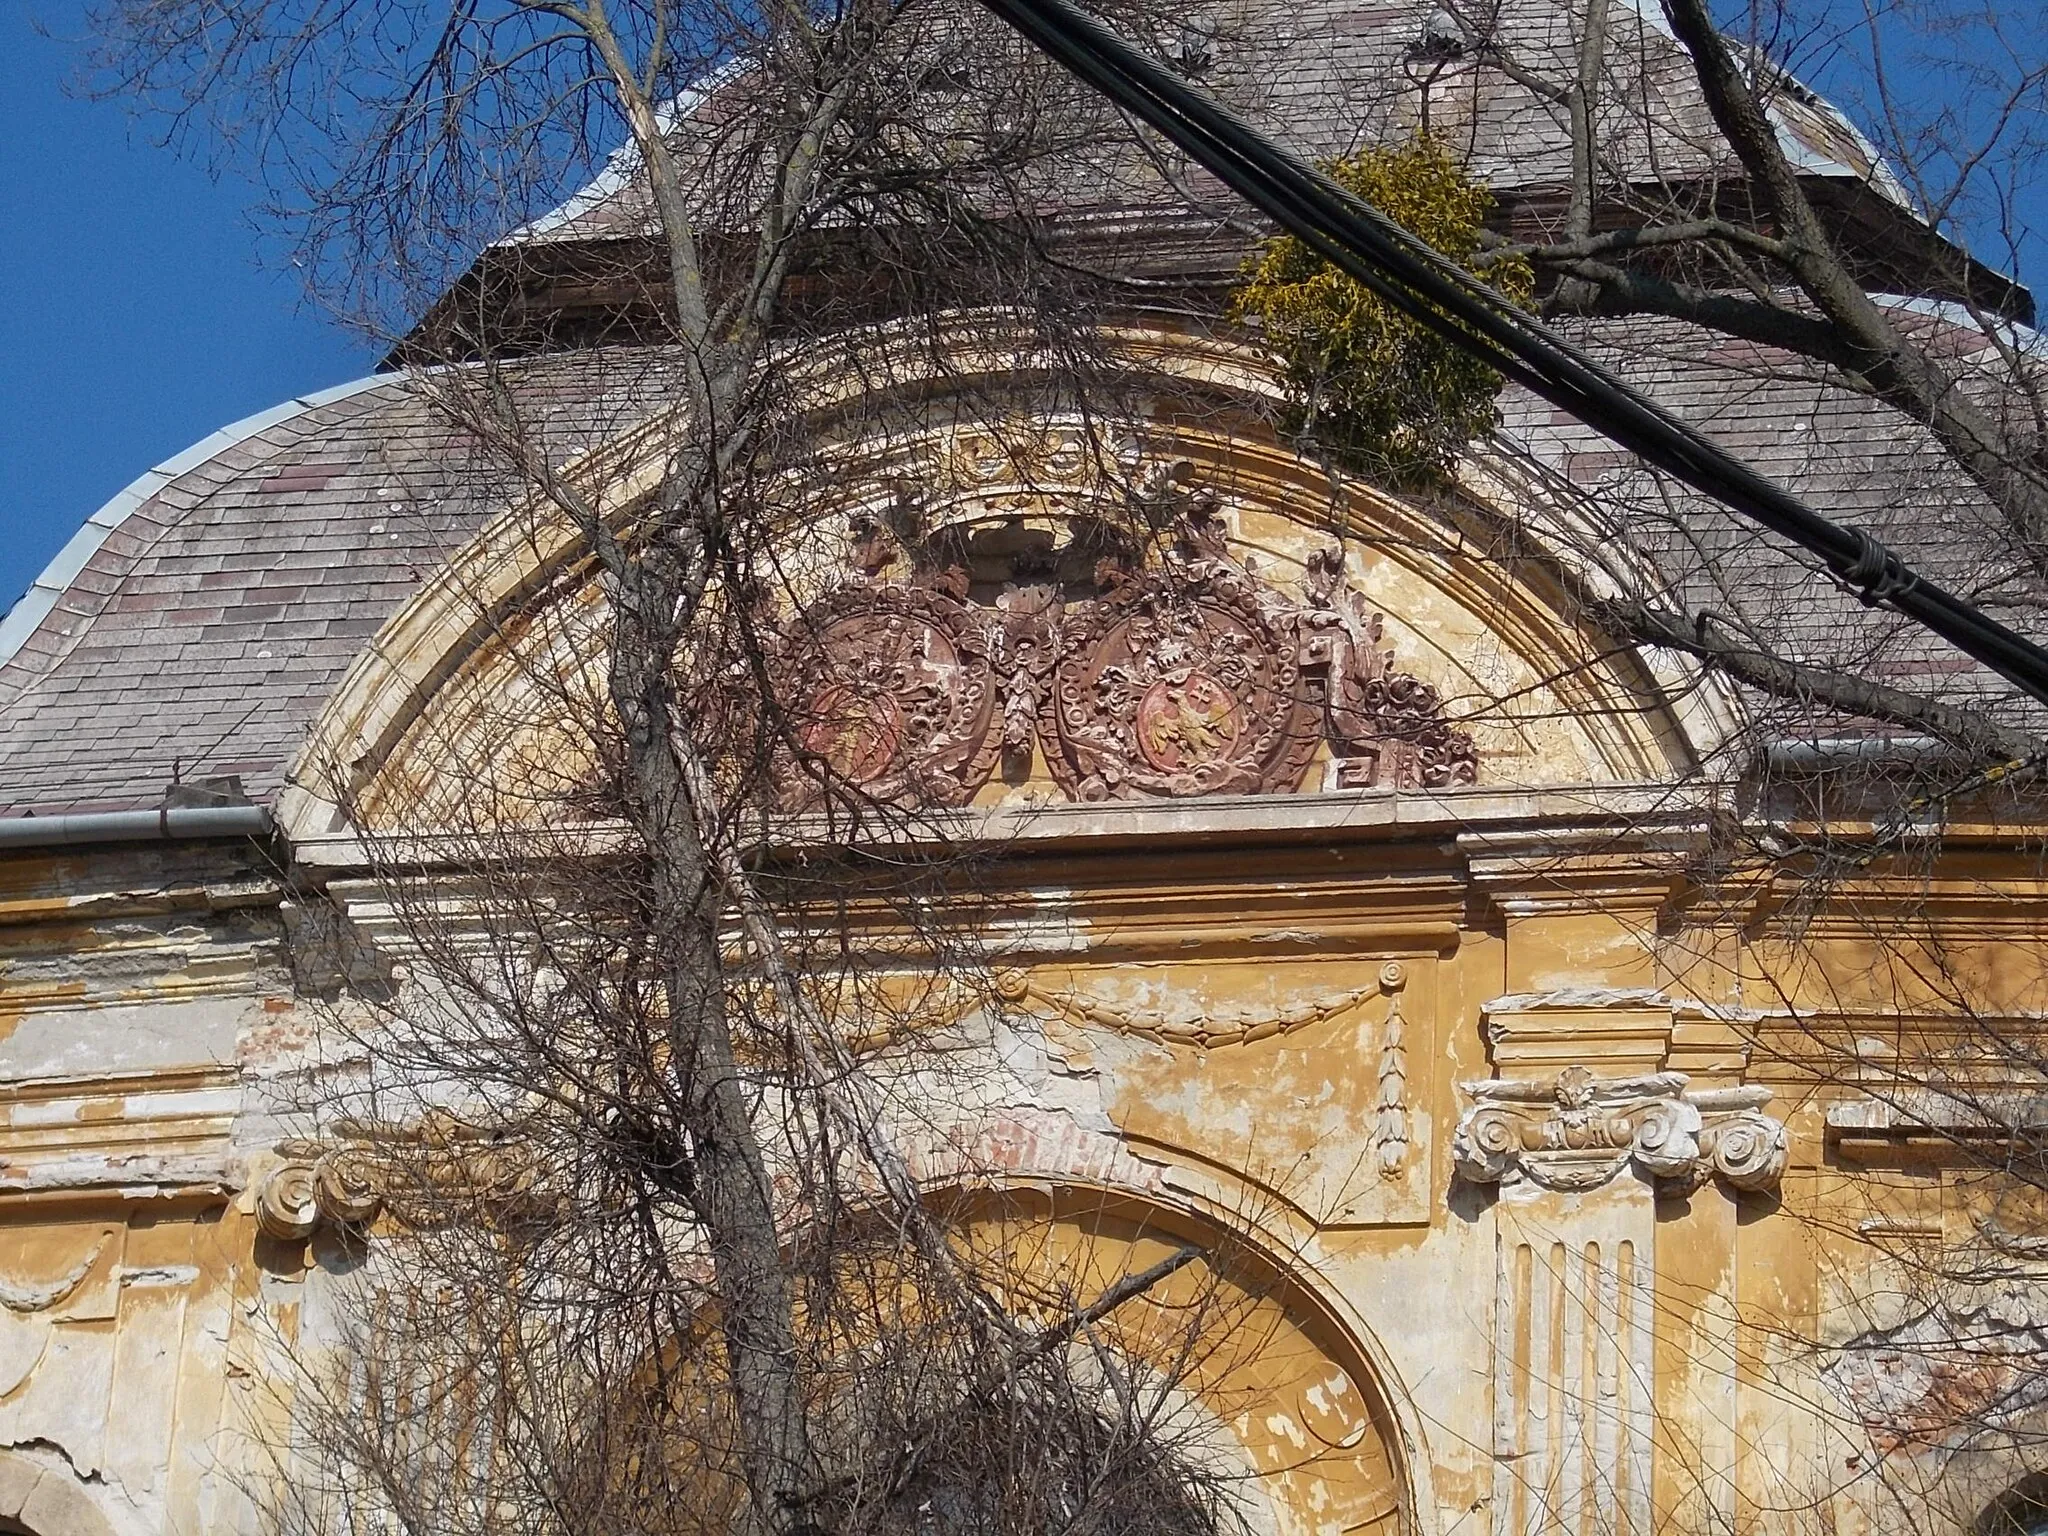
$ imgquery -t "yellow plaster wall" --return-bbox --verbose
[7,353,2040,1536]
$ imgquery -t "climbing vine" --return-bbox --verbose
[1229,137,1532,484]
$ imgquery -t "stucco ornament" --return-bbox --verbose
[254,1111,539,1241]
[773,570,1002,811]
[991,965,1384,1050]
[1043,514,1318,799]
[763,480,1477,807]
[0,1233,109,1313]
[1298,546,1477,791]
[1453,1068,1786,1193]
[255,1137,389,1240]
[253,1154,325,1240]
[1372,961,1411,1174]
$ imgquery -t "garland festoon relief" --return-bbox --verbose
[763,495,1479,809]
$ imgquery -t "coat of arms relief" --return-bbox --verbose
[765,472,1479,809]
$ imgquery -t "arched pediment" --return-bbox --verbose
[283,326,1739,839]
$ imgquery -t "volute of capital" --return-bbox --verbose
[251,1112,545,1243]
[1452,1067,1786,1195]
[254,1139,386,1242]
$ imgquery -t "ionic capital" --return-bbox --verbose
[1452,1066,1786,1195]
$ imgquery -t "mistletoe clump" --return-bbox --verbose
[1229,137,1533,485]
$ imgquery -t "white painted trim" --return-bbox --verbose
[1874,293,2047,353]
[0,374,396,677]
[1604,0,1915,208]
[496,73,732,245]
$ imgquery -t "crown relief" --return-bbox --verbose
[763,462,1479,809]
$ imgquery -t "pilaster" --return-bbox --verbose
[1456,989,1782,1536]
[1461,831,1686,995]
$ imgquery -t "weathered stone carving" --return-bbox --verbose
[992,966,1383,1050]
[775,571,1002,810]
[1041,507,1323,800]
[994,961,1418,1185]
[987,585,1061,780]
[254,1139,385,1240]
[1690,1086,1793,1191]
[0,1234,108,1313]
[1298,547,1478,791]
[941,424,1105,492]
[253,1111,538,1241]
[766,491,1478,807]
[1453,1067,1786,1193]
[1373,961,1411,1174]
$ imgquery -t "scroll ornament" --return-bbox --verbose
[254,1111,539,1241]
[1452,1066,1787,1194]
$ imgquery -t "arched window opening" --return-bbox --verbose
[1981,1473,2048,1536]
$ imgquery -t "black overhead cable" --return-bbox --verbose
[970,0,2048,713]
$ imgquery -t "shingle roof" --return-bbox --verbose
[4,313,2040,816]
[1503,316,2045,727]
[4,0,2040,814]
[0,354,685,814]
[504,0,1904,246]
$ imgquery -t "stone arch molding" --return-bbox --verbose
[282,322,1741,839]
[886,1175,1432,1536]
[0,1451,121,1536]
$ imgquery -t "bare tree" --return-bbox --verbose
[79,2,1348,1533]
[80,0,2048,1530]
[1164,4,2048,1527]
[1197,0,2044,777]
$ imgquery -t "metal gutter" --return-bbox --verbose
[1763,735,1952,770]
[0,805,273,850]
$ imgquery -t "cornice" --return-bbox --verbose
[288,782,1714,872]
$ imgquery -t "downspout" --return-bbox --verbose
[0,805,273,849]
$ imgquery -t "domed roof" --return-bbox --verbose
[2,0,2039,816]
[0,353,687,814]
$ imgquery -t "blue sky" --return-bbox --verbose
[0,4,377,617]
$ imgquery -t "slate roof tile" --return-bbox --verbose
[0,0,2031,815]
[0,355,685,813]
[1,322,2040,816]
